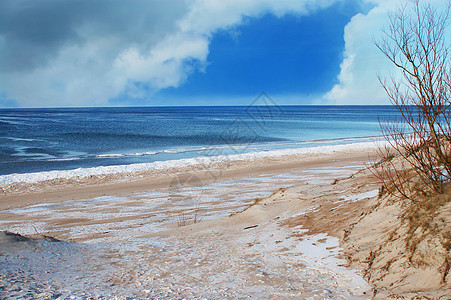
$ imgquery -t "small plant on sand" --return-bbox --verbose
[169,173,205,227]
[176,200,203,227]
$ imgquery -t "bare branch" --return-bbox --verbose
[374,0,450,199]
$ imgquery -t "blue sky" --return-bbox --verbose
[0,0,446,107]
[157,5,357,105]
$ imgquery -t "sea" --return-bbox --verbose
[0,105,399,183]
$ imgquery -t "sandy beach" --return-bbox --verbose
[1,0,450,298]
[0,146,449,298]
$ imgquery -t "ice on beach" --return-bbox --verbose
[296,233,341,259]
[342,189,379,202]
[0,203,55,214]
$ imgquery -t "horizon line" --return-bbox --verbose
[0,103,394,110]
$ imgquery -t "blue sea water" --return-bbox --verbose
[0,106,399,176]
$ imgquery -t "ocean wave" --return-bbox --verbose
[0,140,384,186]
[96,151,159,158]
[46,157,82,162]
[96,145,251,158]
[0,118,29,126]
[97,153,125,158]
[4,137,44,142]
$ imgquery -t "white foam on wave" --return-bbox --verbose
[0,141,383,186]
[5,137,43,142]
[97,153,124,158]
[96,151,159,158]
[47,157,82,162]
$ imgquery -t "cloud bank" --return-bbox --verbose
[0,0,448,107]
[325,0,450,105]
[324,0,397,104]
[0,0,189,107]
[0,0,340,107]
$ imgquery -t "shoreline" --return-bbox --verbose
[0,145,379,211]
[0,138,384,185]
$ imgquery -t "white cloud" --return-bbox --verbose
[1,0,449,107]
[0,0,190,107]
[324,0,402,105]
[324,0,450,105]
[0,0,340,107]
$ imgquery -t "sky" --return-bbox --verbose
[0,0,448,107]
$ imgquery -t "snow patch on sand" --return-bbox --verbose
[343,189,379,202]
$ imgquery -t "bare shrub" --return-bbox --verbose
[373,0,451,200]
